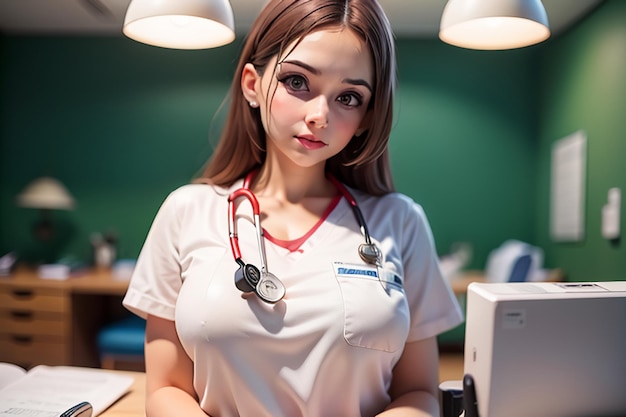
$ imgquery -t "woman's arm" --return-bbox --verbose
[377,337,441,417]
[144,314,209,417]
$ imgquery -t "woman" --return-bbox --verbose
[122,0,463,416]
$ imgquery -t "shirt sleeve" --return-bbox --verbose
[122,189,183,321]
[399,197,464,342]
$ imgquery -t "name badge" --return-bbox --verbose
[333,262,403,288]
[334,263,379,280]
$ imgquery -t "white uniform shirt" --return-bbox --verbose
[123,180,463,417]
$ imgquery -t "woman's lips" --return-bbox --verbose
[296,136,327,150]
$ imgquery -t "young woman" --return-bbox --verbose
[122,0,463,416]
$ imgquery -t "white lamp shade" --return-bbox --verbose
[439,0,550,50]
[123,0,235,50]
[17,177,75,210]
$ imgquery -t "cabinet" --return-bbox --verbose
[0,268,129,369]
[0,280,71,367]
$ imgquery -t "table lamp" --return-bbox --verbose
[16,176,75,242]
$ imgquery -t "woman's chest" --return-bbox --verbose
[175,232,410,354]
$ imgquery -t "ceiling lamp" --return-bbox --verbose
[123,0,235,50]
[439,0,550,50]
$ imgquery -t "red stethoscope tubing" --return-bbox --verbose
[228,171,377,269]
[228,187,268,272]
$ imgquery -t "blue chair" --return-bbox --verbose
[97,315,146,370]
[508,254,533,282]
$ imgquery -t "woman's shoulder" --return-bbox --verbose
[354,189,426,218]
[168,182,228,198]
[159,182,237,212]
[354,190,433,237]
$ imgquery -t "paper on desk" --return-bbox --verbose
[0,365,134,416]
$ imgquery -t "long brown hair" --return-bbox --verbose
[199,0,396,195]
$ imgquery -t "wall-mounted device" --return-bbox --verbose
[602,187,621,240]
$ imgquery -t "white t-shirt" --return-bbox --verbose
[123,180,463,417]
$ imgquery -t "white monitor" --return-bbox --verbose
[464,281,626,417]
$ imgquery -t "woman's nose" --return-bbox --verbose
[305,95,329,128]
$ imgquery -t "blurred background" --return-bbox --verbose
[0,0,624,282]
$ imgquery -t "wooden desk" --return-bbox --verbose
[448,269,565,295]
[448,270,486,295]
[439,351,464,383]
[102,371,146,417]
[0,267,131,369]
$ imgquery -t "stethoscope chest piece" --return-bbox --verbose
[359,243,382,265]
[234,262,285,303]
[256,272,285,303]
[234,262,260,293]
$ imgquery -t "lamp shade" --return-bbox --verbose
[439,0,550,50]
[123,0,235,50]
[17,177,75,210]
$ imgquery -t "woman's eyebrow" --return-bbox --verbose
[280,59,373,93]
[344,78,373,93]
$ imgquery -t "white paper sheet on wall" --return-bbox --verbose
[550,130,587,242]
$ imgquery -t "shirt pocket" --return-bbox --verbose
[333,262,410,352]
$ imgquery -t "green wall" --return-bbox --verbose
[1,1,623,281]
[0,37,241,262]
[535,0,626,281]
[393,40,538,269]
[0,32,539,268]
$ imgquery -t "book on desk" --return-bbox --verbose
[0,363,133,416]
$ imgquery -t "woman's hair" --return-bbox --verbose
[199,0,397,195]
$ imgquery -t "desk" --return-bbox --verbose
[448,270,486,295]
[448,269,565,295]
[102,371,146,417]
[0,267,130,369]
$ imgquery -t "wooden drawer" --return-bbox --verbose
[0,335,69,368]
[0,309,67,337]
[0,286,69,313]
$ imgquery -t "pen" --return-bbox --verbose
[463,374,479,417]
[59,401,93,417]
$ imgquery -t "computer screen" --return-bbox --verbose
[463,281,626,417]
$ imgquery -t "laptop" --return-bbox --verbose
[463,281,626,417]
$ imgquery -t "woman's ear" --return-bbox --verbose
[241,63,260,107]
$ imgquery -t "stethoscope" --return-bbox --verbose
[228,171,381,303]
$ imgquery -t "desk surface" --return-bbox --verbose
[448,269,564,294]
[1,267,129,295]
[448,270,486,294]
[102,371,146,417]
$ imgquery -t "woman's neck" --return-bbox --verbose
[251,163,336,204]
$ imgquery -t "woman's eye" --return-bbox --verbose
[338,93,363,107]
[279,74,308,92]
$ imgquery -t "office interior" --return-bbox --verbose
[0,0,625,375]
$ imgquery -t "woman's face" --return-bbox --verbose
[248,28,374,170]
